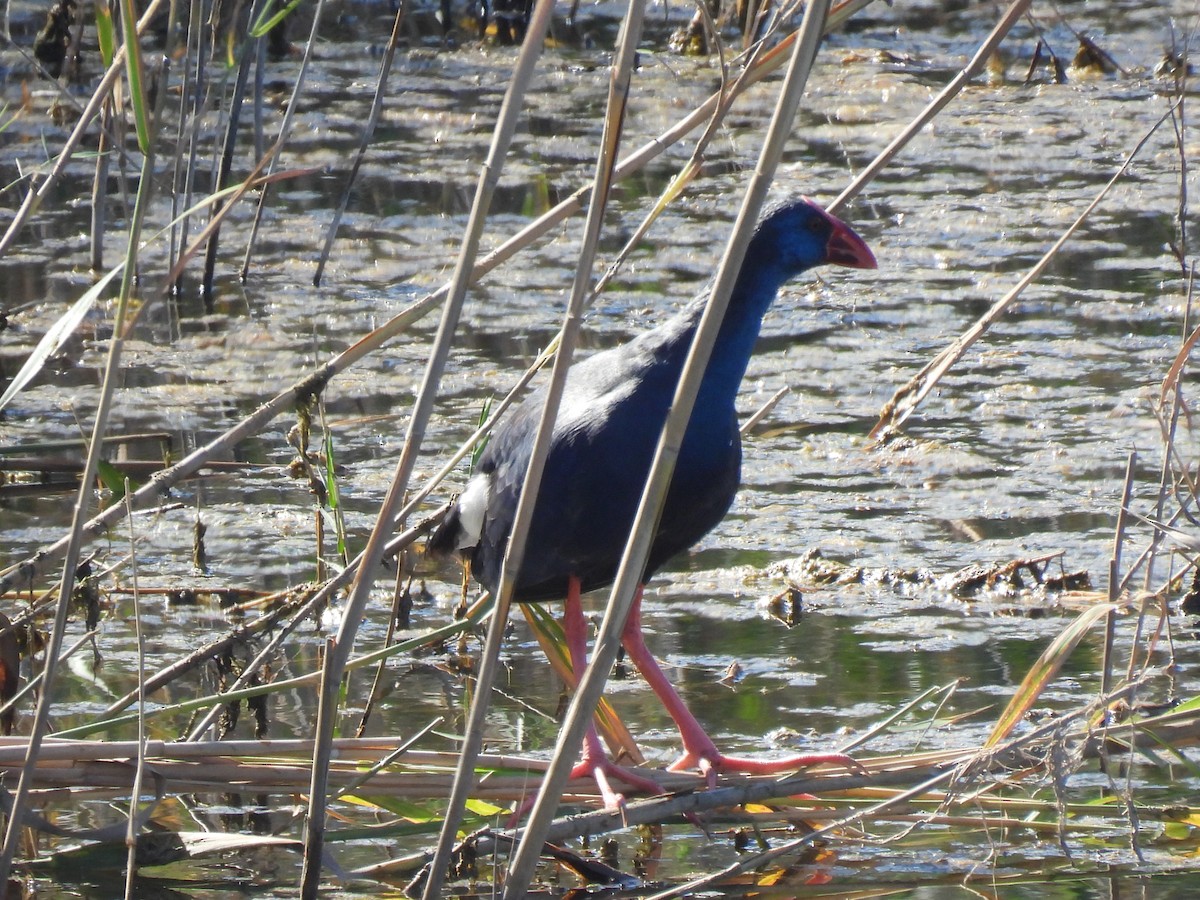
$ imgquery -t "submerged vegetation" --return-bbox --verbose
[1,0,1199,897]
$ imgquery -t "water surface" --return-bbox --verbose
[1,0,1198,895]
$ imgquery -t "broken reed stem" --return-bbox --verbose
[871,101,1180,442]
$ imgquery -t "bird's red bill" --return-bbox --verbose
[825,215,877,270]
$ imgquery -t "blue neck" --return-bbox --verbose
[694,260,791,411]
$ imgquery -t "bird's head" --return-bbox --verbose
[751,197,877,276]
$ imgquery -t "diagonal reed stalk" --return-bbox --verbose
[501,0,832,894]
[829,0,1031,217]
[0,0,170,258]
[0,3,161,884]
[200,0,270,300]
[121,482,148,899]
[870,101,1181,442]
[420,1,649,895]
[308,0,410,286]
[240,0,337,278]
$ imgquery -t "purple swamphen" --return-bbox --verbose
[430,198,877,800]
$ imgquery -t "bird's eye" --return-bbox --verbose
[807,217,825,233]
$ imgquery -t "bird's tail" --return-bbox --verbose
[425,505,464,559]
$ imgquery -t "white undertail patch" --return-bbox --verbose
[453,474,489,550]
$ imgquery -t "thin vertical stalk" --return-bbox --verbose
[90,103,110,270]
[122,483,148,899]
[200,0,269,301]
[298,1,557,893]
[170,0,210,294]
[0,0,169,259]
[502,1,832,895]
[1104,452,1137,697]
[311,0,411,286]
[241,0,334,278]
[1144,281,1191,593]
[253,16,266,163]
[299,635,339,892]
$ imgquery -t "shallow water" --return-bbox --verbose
[2,0,1200,895]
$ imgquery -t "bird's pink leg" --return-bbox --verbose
[561,577,663,807]
[620,586,858,786]
[509,580,661,824]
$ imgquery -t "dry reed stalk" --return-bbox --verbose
[301,1,561,889]
[1104,454,1138,697]
[89,101,111,270]
[0,38,165,879]
[309,0,410,285]
[199,0,270,299]
[423,1,651,890]
[0,736,1100,807]
[0,738,971,771]
[47,595,486,742]
[829,0,1031,217]
[519,604,644,762]
[0,685,1186,881]
[1133,86,1196,597]
[239,0,334,279]
[122,482,147,898]
[0,0,171,256]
